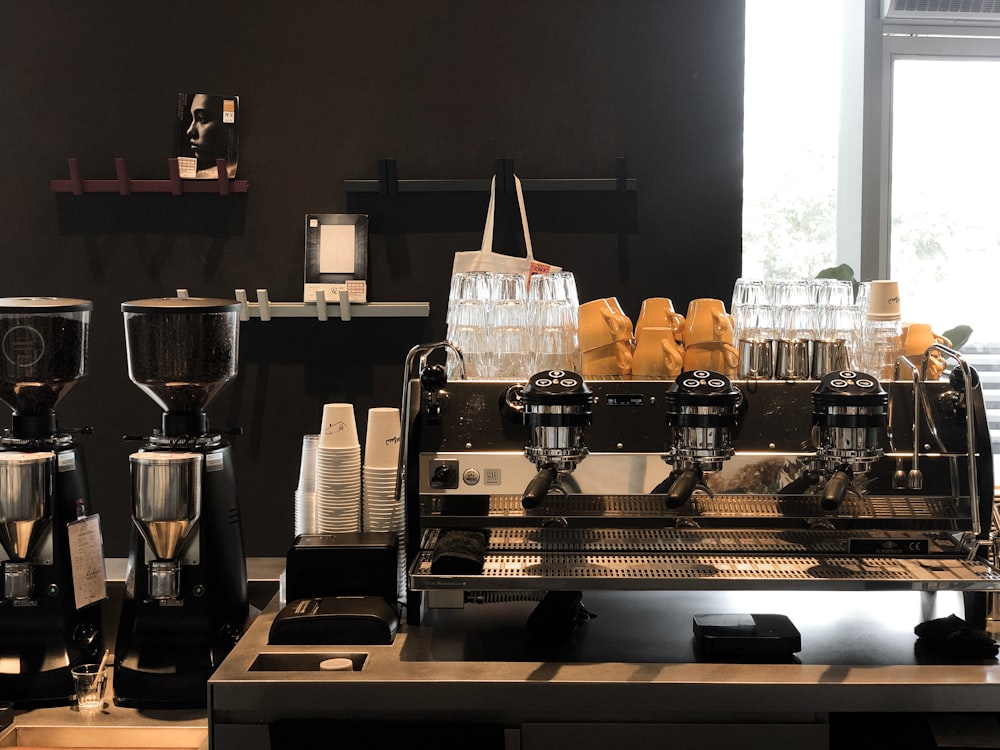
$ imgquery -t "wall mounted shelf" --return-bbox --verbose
[51,158,249,196]
[230,289,429,322]
[345,157,636,196]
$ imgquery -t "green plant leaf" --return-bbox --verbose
[816,263,858,298]
[815,263,856,281]
[942,324,972,351]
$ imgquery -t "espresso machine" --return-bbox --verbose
[402,343,999,632]
[0,297,103,706]
[114,297,248,709]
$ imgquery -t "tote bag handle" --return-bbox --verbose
[480,175,535,262]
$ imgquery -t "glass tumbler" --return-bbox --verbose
[488,298,530,379]
[447,299,489,379]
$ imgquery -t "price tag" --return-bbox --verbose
[66,514,108,609]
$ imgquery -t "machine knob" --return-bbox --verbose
[430,463,456,488]
[420,363,448,393]
[73,623,101,656]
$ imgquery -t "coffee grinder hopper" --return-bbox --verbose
[122,297,240,437]
[0,297,91,438]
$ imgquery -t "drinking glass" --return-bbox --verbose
[447,299,489,379]
[448,272,492,328]
[488,298,530,379]
[812,279,854,309]
[530,299,580,373]
[490,273,527,305]
[774,304,815,379]
[767,278,811,308]
[731,278,767,317]
[735,304,775,379]
[813,304,855,376]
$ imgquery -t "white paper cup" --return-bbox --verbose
[319,403,359,448]
[364,407,401,469]
[297,434,319,493]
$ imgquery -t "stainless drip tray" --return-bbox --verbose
[411,526,1000,592]
[410,550,1000,592]
[421,493,966,524]
[420,527,967,555]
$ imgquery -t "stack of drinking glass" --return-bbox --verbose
[731,277,859,380]
[447,270,580,380]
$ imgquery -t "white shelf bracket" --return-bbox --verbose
[338,289,351,321]
[314,289,328,321]
[256,288,272,321]
[235,289,251,321]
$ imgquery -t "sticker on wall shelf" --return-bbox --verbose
[303,214,369,303]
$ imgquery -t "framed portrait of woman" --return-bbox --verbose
[175,92,239,179]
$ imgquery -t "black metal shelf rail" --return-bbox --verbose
[344,157,636,196]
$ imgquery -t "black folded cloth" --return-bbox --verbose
[914,614,999,659]
[526,590,597,644]
[430,529,489,575]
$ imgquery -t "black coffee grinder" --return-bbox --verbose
[113,297,248,709]
[0,297,103,706]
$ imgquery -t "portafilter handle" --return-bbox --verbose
[651,465,712,509]
[522,463,557,510]
[821,463,853,511]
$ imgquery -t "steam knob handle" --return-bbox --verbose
[420,363,448,393]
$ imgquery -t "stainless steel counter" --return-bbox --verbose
[0,668,209,749]
[0,558,283,750]
[208,587,1000,750]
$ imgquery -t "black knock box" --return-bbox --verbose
[285,532,399,604]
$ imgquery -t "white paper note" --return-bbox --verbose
[67,514,108,609]
[319,224,356,273]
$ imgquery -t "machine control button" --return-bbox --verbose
[462,468,481,486]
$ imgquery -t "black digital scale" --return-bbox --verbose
[693,613,801,657]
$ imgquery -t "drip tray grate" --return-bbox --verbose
[410,551,1000,591]
[425,494,964,520]
[421,527,965,555]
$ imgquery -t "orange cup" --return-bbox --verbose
[578,298,634,352]
[632,327,684,378]
[683,298,735,349]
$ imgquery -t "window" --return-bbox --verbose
[744,1,1000,473]
[881,40,1000,348]
[741,0,847,280]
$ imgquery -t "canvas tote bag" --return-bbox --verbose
[450,174,561,284]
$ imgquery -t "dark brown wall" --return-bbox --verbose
[0,1,744,557]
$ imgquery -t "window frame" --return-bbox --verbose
[863,20,1000,280]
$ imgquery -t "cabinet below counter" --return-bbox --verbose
[208,587,1000,750]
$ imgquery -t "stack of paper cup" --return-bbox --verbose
[362,406,405,601]
[316,403,361,533]
[293,434,319,536]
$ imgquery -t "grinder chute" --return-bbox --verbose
[659,370,743,508]
[811,370,888,510]
[0,452,53,601]
[519,369,592,509]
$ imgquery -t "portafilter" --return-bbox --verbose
[518,369,593,509]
